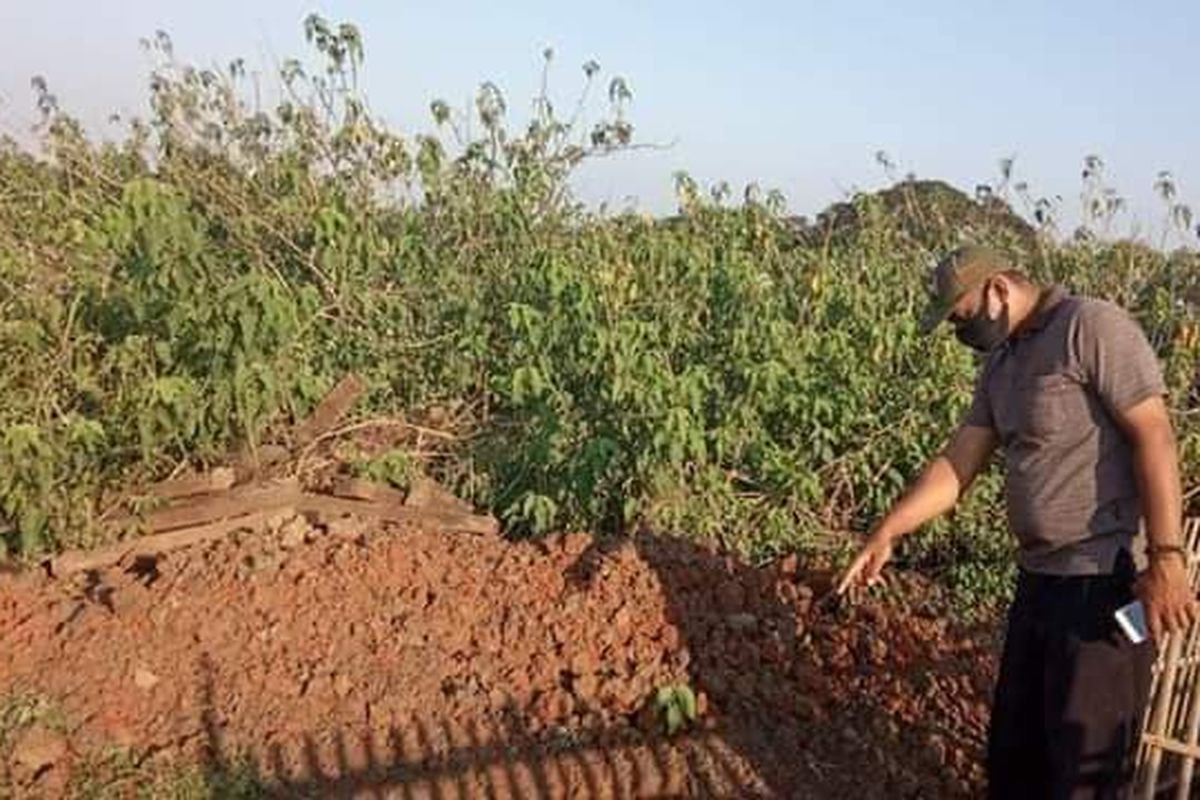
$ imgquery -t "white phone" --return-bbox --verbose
[1115,600,1149,645]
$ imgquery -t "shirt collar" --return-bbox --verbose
[1016,284,1068,338]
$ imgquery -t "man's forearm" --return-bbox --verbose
[1125,403,1196,641]
[1134,428,1183,551]
[876,456,963,541]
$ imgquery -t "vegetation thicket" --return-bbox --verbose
[2,16,1197,610]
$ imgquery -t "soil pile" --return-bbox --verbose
[0,518,996,797]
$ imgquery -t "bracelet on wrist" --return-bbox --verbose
[1148,544,1188,564]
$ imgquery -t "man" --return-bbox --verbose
[837,245,1197,798]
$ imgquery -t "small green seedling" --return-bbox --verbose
[653,684,698,736]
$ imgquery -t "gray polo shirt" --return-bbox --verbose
[956,285,1167,575]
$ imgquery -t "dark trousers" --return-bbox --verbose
[987,552,1155,799]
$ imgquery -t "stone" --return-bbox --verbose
[11,725,68,779]
[279,516,310,549]
[725,613,758,633]
[573,672,600,703]
[133,667,160,690]
[325,515,365,543]
[266,511,293,534]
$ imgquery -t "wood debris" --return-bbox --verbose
[45,375,499,578]
[293,373,367,446]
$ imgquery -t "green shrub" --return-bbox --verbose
[1,16,1196,612]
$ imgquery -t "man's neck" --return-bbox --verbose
[1007,284,1049,339]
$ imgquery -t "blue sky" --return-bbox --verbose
[1,0,1197,237]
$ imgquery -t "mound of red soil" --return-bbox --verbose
[0,518,996,797]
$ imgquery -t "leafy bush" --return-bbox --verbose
[1,16,1196,611]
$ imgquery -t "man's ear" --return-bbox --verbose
[986,277,1009,319]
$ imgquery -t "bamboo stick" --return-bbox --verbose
[1145,734,1200,760]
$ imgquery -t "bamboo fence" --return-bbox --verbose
[1137,516,1200,798]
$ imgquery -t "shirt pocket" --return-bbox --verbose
[1020,373,1087,439]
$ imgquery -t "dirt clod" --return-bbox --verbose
[725,612,758,633]
[323,514,365,542]
[10,725,68,784]
[278,516,310,549]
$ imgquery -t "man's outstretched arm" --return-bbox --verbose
[837,424,997,595]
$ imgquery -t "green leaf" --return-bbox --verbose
[665,704,683,736]
[677,685,698,721]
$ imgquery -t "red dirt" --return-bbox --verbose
[0,516,996,797]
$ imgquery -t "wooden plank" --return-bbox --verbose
[232,444,291,482]
[297,494,498,537]
[405,477,473,516]
[331,476,408,506]
[107,479,301,534]
[51,508,285,576]
[146,467,236,501]
[293,374,366,446]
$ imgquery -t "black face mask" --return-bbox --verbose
[953,290,1010,352]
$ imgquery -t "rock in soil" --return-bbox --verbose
[10,725,69,786]
[278,516,311,549]
[133,667,160,690]
[322,514,365,543]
